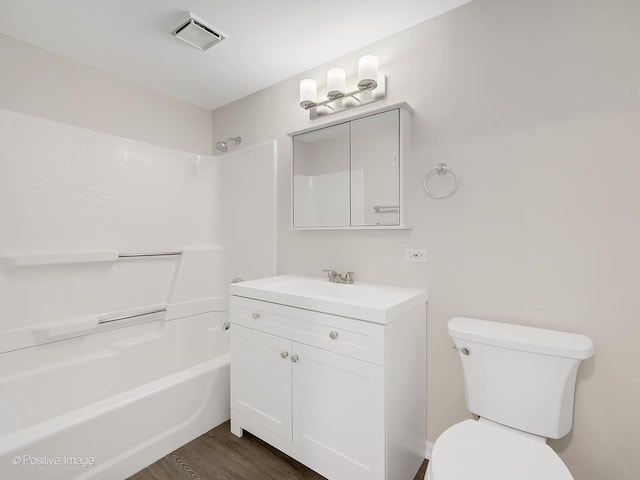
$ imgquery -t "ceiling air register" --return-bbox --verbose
[171,13,225,51]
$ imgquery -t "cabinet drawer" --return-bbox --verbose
[230,296,385,365]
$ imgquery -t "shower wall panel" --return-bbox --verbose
[0,108,223,353]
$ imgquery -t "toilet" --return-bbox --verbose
[426,317,593,480]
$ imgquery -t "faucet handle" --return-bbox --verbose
[322,269,338,281]
[344,272,354,284]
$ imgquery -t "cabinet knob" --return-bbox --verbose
[291,355,299,363]
[281,351,289,359]
[251,312,260,319]
[329,331,339,340]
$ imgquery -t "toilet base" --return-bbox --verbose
[424,462,433,480]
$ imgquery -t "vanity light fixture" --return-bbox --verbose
[299,55,387,120]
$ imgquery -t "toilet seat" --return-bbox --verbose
[429,420,573,480]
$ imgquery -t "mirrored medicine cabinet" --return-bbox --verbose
[289,102,413,230]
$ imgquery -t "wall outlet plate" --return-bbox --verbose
[405,248,427,262]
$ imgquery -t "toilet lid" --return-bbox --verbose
[430,420,573,480]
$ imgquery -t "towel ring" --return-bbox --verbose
[423,163,459,199]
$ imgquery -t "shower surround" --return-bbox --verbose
[0,108,231,479]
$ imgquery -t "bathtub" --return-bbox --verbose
[0,312,230,480]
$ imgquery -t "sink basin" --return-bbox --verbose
[229,275,427,324]
[265,278,376,300]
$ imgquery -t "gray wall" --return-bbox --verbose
[0,34,212,154]
[212,1,640,479]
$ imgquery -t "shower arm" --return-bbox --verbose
[215,136,241,152]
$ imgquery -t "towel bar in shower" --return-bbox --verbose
[118,252,182,258]
[97,308,167,325]
[0,251,119,268]
[33,307,167,338]
[0,250,183,269]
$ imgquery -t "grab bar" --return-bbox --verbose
[373,204,399,213]
[1,251,119,268]
[98,308,167,325]
[1,250,183,269]
[118,252,182,258]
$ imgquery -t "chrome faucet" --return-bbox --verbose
[341,271,355,284]
[323,269,339,282]
[322,269,355,284]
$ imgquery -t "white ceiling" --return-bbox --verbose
[0,0,473,110]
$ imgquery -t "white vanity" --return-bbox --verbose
[229,275,427,480]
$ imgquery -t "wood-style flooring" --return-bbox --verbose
[130,421,428,480]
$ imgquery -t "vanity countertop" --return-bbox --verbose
[229,274,427,324]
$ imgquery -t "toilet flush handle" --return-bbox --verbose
[453,345,471,356]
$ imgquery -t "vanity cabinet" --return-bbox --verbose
[229,276,427,480]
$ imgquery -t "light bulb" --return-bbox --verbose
[327,68,346,100]
[299,79,317,108]
[357,55,378,90]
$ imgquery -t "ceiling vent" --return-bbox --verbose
[171,13,226,51]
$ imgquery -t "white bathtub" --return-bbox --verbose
[0,312,230,480]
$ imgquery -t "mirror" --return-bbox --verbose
[293,123,351,227]
[351,110,400,226]
[292,108,402,229]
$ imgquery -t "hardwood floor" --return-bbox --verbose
[130,421,428,480]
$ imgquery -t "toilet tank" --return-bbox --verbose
[448,317,593,439]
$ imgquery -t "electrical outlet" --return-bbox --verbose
[405,248,427,263]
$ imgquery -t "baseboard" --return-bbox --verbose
[425,441,434,460]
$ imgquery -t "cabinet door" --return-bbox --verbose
[292,343,385,480]
[351,109,400,226]
[293,122,351,227]
[231,325,292,440]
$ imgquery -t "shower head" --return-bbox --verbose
[215,136,241,152]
